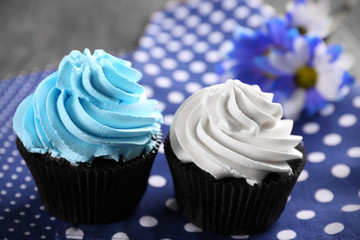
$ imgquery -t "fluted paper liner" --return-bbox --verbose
[164,135,306,235]
[16,134,161,225]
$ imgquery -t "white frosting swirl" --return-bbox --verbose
[170,80,303,185]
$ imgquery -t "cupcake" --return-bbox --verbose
[165,79,306,235]
[13,49,163,224]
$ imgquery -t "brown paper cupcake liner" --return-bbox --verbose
[164,135,306,235]
[16,134,162,225]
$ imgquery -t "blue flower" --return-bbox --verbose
[219,14,354,119]
[255,36,354,119]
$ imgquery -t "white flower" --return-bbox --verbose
[267,37,346,119]
[286,0,332,38]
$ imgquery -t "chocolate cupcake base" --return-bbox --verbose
[16,134,162,225]
[164,135,306,235]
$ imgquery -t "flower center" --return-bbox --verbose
[297,26,307,35]
[295,66,317,89]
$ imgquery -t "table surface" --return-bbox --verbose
[0,0,360,81]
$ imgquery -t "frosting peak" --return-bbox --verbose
[170,79,302,185]
[13,49,162,164]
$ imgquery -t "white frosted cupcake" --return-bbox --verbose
[164,79,306,234]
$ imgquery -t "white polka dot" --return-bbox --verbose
[308,152,326,163]
[185,15,201,28]
[193,41,209,53]
[315,189,334,203]
[162,18,176,30]
[323,133,342,146]
[171,25,187,38]
[234,6,250,19]
[247,0,262,8]
[189,61,206,74]
[320,103,335,116]
[205,50,221,63]
[111,232,129,240]
[173,70,189,82]
[163,115,174,126]
[231,235,249,239]
[347,146,360,158]
[166,41,182,52]
[2,164,9,170]
[196,23,212,36]
[24,232,31,236]
[139,216,158,227]
[222,0,238,11]
[297,169,309,182]
[5,182,12,188]
[353,96,360,108]
[153,11,165,23]
[165,198,179,210]
[155,77,172,88]
[324,222,344,235]
[65,227,84,240]
[182,33,198,45]
[185,82,202,93]
[277,229,297,240]
[341,85,350,97]
[25,176,32,182]
[208,31,224,45]
[302,122,320,134]
[247,14,264,28]
[184,223,202,232]
[341,204,360,212]
[296,210,316,220]
[16,167,23,172]
[140,36,155,48]
[202,72,219,85]
[198,2,213,16]
[41,235,46,239]
[222,19,238,32]
[177,50,194,62]
[150,47,166,59]
[331,164,350,178]
[157,33,171,44]
[148,175,166,187]
[261,5,276,17]
[144,63,160,76]
[209,10,225,24]
[174,6,189,20]
[157,101,166,111]
[338,114,357,127]
[133,51,149,63]
[158,143,164,154]
[143,85,154,98]
[161,58,178,70]
[147,24,161,35]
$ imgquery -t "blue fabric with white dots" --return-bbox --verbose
[1,0,360,239]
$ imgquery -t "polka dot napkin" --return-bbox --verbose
[1,0,359,239]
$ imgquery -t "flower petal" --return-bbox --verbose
[283,88,306,120]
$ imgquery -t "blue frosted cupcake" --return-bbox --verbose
[13,49,163,224]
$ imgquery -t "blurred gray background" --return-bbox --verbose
[0,0,359,80]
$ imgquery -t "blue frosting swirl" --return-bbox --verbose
[13,49,163,164]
